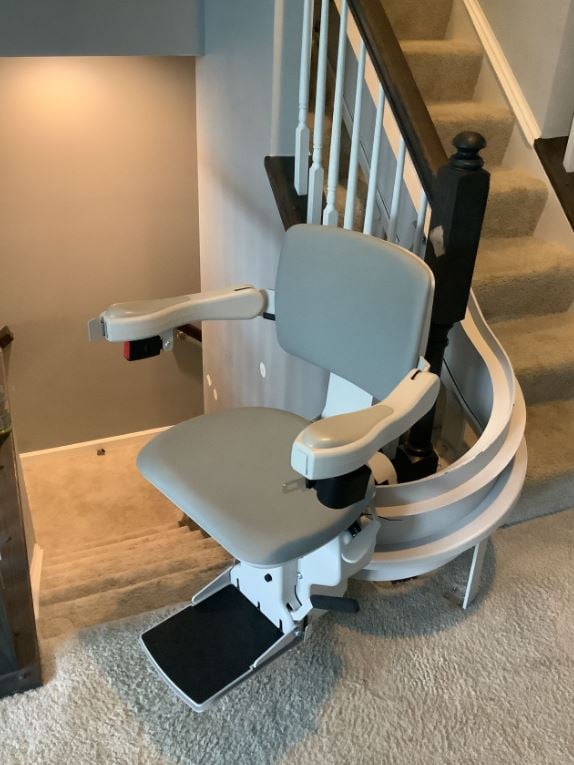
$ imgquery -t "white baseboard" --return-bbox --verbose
[30,543,44,620]
[20,426,170,460]
[462,0,540,145]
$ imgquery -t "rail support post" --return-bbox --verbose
[394,132,490,482]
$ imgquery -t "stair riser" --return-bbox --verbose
[45,522,183,559]
[43,536,212,589]
[514,368,574,406]
[45,526,190,570]
[508,474,574,525]
[474,273,574,321]
[382,0,454,40]
[403,49,482,103]
[41,546,229,606]
[483,188,547,238]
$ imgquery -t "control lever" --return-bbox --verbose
[309,595,360,613]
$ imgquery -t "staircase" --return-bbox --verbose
[39,521,231,639]
[383,0,574,524]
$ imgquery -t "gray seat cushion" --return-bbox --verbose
[137,408,364,567]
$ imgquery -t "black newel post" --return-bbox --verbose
[394,132,490,482]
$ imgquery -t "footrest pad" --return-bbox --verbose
[141,585,284,710]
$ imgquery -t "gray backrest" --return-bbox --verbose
[275,225,434,402]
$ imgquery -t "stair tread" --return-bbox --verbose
[401,39,482,103]
[44,525,195,570]
[43,532,215,585]
[473,238,574,321]
[489,168,548,194]
[401,39,482,56]
[428,101,514,166]
[41,540,226,606]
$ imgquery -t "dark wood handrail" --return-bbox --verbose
[347,0,447,197]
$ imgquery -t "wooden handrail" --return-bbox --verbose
[347,0,447,197]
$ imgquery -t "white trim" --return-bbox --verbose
[20,426,170,459]
[30,543,44,620]
[462,0,540,145]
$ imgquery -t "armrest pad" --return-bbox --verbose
[291,366,440,480]
[91,285,265,342]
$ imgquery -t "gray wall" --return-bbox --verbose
[196,0,328,420]
[0,0,202,56]
[0,57,203,451]
[480,0,574,137]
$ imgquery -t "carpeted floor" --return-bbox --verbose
[2,508,572,765]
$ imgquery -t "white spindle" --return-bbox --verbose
[307,0,329,223]
[412,189,428,256]
[343,41,367,230]
[322,0,348,227]
[386,137,406,243]
[294,0,314,195]
[363,84,385,236]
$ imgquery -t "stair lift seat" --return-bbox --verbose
[137,407,368,567]
[90,225,438,711]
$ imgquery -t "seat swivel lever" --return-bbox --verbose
[309,594,360,613]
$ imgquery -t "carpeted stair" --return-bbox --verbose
[39,520,231,639]
[382,0,574,524]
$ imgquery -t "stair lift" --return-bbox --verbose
[89,224,526,712]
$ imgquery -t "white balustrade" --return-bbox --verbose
[294,0,314,195]
[343,41,366,230]
[323,0,348,227]
[307,0,330,224]
[412,189,428,256]
[363,84,385,236]
[294,0,426,250]
[386,137,406,243]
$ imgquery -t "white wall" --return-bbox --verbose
[196,0,328,419]
[479,0,574,137]
[0,0,202,56]
[0,57,203,451]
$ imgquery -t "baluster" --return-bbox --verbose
[323,0,348,227]
[343,41,367,230]
[412,189,428,256]
[386,136,406,242]
[294,0,314,195]
[307,0,329,224]
[363,84,385,236]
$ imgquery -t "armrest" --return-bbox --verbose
[88,285,266,342]
[291,362,440,480]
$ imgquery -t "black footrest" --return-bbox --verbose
[141,585,287,711]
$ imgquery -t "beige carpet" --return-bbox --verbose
[23,435,230,640]
[382,0,574,525]
[23,435,182,553]
[1,508,572,764]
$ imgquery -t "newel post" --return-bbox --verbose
[394,132,490,482]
